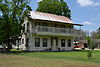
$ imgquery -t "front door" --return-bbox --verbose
[51,37,58,51]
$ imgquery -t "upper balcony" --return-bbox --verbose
[33,26,85,37]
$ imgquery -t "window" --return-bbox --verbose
[27,22,29,32]
[54,24,59,33]
[61,39,65,47]
[22,39,24,44]
[23,24,25,32]
[42,23,48,31]
[61,25,66,28]
[35,22,41,26]
[25,38,29,47]
[61,25,66,33]
[69,25,73,29]
[43,22,47,26]
[43,38,48,47]
[68,39,71,47]
[35,38,40,47]
[35,22,41,31]
[54,24,58,27]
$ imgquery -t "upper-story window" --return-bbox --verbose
[61,25,66,33]
[35,22,41,26]
[54,24,58,27]
[23,24,25,32]
[69,25,73,29]
[54,24,59,33]
[27,22,29,32]
[42,22,47,26]
[61,25,66,28]
[42,22,48,31]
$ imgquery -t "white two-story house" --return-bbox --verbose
[20,11,84,51]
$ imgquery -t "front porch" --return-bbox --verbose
[28,35,74,51]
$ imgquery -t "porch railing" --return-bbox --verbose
[33,26,84,35]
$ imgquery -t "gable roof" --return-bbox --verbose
[29,11,83,26]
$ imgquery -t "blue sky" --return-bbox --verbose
[29,0,100,32]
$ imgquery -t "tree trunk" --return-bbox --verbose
[7,41,12,52]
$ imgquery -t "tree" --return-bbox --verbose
[86,37,97,59]
[96,27,100,39]
[91,27,100,39]
[36,0,71,19]
[0,0,32,52]
[86,37,97,50]
[87,50,92,59]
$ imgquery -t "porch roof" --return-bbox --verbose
[29,11,83,26]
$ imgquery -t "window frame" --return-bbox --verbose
[35,38,40,47]
[42,22,48,31]
[22,39,24,44]
[25,38,29,47]
[68,39,71,47]
[61,39,65,47]
[27,22,29,32]
[43,38,48,47]
[35,22,41,26]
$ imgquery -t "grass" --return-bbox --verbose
[0,50,100,67]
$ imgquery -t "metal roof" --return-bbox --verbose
[29,11,83,26]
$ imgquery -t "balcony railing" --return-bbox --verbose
[33,26,84,36]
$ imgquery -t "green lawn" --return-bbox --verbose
[0,50,100,67]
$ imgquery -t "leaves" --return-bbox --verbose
[91,27,100,39]
[86,37,97,50]
[0,0,31,49]
[36,0,71,19]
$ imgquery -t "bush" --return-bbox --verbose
[87,50,92,59]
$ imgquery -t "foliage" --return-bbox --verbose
[87,50,92,59]
[86,37,97,50]
[91,27,100,39]
[0,0,32,51]
[96,27,100,39]
[36,0,71,19]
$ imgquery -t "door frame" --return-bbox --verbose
[51,37,58,51]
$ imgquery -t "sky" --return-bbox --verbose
[29,0,100,32]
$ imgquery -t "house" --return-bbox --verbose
[20,11,84,51]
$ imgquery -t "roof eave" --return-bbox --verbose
[30,18,83,26]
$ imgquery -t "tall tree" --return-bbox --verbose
[0,0,32,52]
[36,0,71,19]
[87,38,97,50]
[91,27,100,39]
[96,27,100,39]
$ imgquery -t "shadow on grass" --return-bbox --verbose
[0,49,83,55]
[0,50,34,55]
